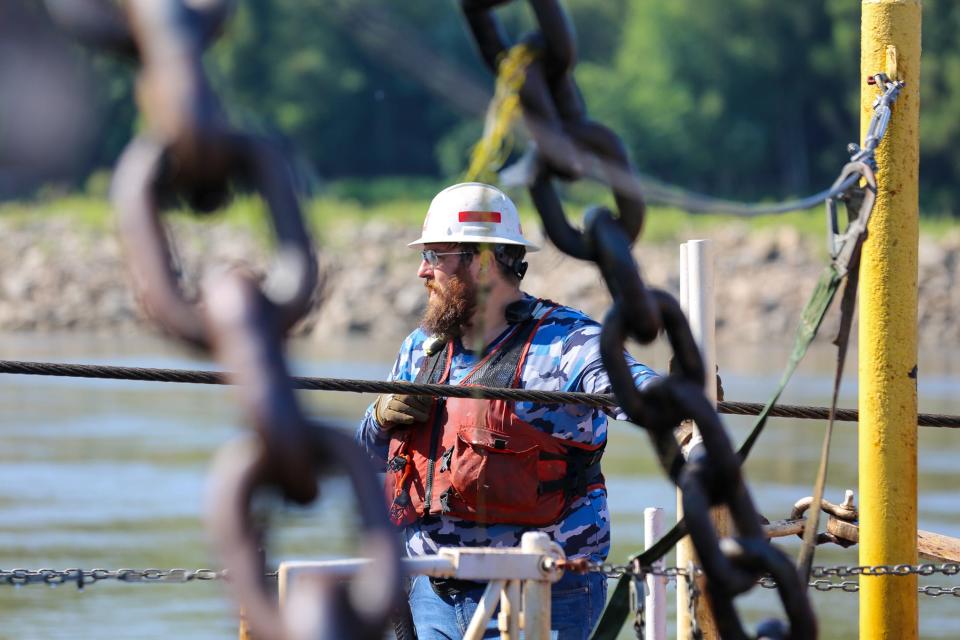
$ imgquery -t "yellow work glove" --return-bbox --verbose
[374,394,432,429]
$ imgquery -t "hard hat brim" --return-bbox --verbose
[407,235,540,252]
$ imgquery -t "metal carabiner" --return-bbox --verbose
[824,161,877,278]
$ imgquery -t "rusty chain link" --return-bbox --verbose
[460,2,812,638]
[50,0,318,350]
[46,2,403,639]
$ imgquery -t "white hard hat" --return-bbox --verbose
[408,182,539,251]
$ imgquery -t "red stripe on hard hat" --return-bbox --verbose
[458,211,501,223]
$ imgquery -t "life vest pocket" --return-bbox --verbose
[449,426,540,515]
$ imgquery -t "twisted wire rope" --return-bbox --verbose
[3,359,957,428]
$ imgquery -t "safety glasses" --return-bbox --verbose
[420,249,473,267]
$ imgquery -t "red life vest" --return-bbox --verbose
[384,302,605,527]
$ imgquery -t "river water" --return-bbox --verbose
[1,331,958,639]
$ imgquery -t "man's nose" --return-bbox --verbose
[417,258,434,278]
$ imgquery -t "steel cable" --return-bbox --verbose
[4,359,958,428]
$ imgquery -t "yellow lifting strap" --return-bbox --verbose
[464,43,538,183]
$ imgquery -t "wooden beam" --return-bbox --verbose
[825,520,960,563]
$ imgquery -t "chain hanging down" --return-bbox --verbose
[460,1,813,638]
[47,2,404,639]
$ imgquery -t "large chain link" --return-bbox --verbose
[47,3,403,639]
[460,2,812,638]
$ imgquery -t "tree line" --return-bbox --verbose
[54,1,960,216]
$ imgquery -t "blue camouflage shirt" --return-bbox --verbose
[356,294,658,562]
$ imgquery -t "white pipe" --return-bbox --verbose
[677,239,717,639]
[680,242,689,318]
[279,555,456,581]
[644,507,667,640]
[463,580,506,640]
[500,580,521,639]
[521,533,552,640]
[684,239,717,404]
[676,242,692,639]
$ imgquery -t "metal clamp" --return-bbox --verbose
[825,161,877,277]
[850,73,906,167]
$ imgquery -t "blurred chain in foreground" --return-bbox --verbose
[46,2,403,639]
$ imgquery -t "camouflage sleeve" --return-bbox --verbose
[354,332,424,469]
[356,401,390,470]
[564,322,659,421]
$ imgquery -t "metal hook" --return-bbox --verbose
[825,162,877,278]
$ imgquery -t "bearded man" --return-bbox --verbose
[356,182,657,639]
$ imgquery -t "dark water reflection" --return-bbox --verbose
[1,332,958,638]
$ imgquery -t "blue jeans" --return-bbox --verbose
[408,570,607,639]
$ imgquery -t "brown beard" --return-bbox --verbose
[421,267,477,338]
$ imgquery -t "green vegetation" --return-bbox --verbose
[4,179,953,249]
[0,194,115,230]
[19,0,957,219]
[9,2,960,223]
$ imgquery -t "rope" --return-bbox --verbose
[2,359,958,428]
[0,359,614,407]
[464,43,536,183]
[637,172,859,217]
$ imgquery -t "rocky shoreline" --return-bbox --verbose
[1,216,957,346]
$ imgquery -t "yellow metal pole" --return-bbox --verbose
[859,2,921,639]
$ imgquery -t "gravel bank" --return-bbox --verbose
[1,217,957,347]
